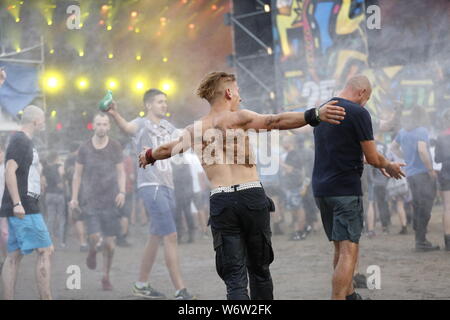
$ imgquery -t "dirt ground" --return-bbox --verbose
[1,204,450,300]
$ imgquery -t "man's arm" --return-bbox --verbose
[139,125,194,168]
[70,163,83,207]
[106,101,139,136]
[361,141,405,179]
[5,159,26,219]
[115,162,126,208]
[234,101,345,131]
[417,141,435,177]
[0,67,6,87]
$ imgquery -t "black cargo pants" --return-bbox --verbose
[209,187,275,300]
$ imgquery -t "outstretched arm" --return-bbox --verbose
[106,101,139,136]
[138,125,194,168]
[234,100,345,131]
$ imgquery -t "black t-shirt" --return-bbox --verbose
[0,132,41,217]
[43,163,63,194]
[77,138,123,209]
[312,97,374,197]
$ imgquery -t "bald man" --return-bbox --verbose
[1,105,53,300]
[312,75,405,300]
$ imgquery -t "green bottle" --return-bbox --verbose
[98,90,113,112]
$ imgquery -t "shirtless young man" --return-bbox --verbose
[138,72,346,300]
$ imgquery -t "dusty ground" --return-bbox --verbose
[1,205,450,300]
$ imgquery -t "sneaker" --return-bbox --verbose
[399,226,408,235]
[80,244,89,252]
[289,231,303,241]
[175,288,196,300]
[353,273,368,289]
[86,249,97,270]
[301,225,313,240]
[102,277,113,291]
[346,292,364,300]
[132,283,167,300]
[415,240,440,252]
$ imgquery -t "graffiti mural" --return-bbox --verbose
[273,0,450,118]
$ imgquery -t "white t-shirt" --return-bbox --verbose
[184,151,204,193]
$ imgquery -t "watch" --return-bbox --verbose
[13,201,22,208]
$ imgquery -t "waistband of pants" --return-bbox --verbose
[210,181,262,197]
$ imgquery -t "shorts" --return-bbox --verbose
[193,191,208,211]
[7,214,53,255]
[285,189,303,211]
[84,207,121,237]
[139,185,177,236]
[438,175,450,191]
[315,196,364,244]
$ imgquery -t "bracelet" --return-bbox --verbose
[304,108,321,127]
[145,148,157,166]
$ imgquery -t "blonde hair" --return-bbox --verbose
[196,72,236,103]
[21,105,44,125]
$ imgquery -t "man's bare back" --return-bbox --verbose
[193,110,259,189]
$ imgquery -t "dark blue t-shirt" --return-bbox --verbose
[312,97,374,197]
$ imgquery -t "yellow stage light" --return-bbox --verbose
[79,51,84,57]
[42,72,64,93]
[107,25,112,31]
[50,110,57,118]
[106,78,119,90]
[163,57,168,63]
[108,53,114,59]
[160,80,175,94]
[15,18,20,23]
[76,77,89,91]
[264,4,271,13]
[139,111,145,117]
[49,49,54,54]
[136,55,142,61]
[47,20,52,26]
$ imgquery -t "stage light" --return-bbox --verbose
[136,55,142,61]
[16,47,21,52]
[135,27,140,33]
[49,49,54,54]
[188,23,195,29]
[139,111,145,117]
[99,19,105,25]
[107,25,112,31]
[50,110,57,118]
[163,57,168,63]
[133,79,146,93]
[101,5,109,13]
[264,4,271,13]
[108,53,114,59]
[211,5,217,11]
[79,51,84,57]
[106,78,119,90]
[79,23,83,28]
[160,80,175,94]
[76,77,89,91]
[42,72,64,93]
[128,25,133,31]
[56,123,63,131]
[15,18,20,23]
[165,112,171,117]
[47,20,52,26]
[267,47,273,55]
[131,11,138,18]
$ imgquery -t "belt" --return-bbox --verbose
[27,192,40,200]
[210,181,262,197]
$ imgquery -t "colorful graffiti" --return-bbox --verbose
[273,0,449,117]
